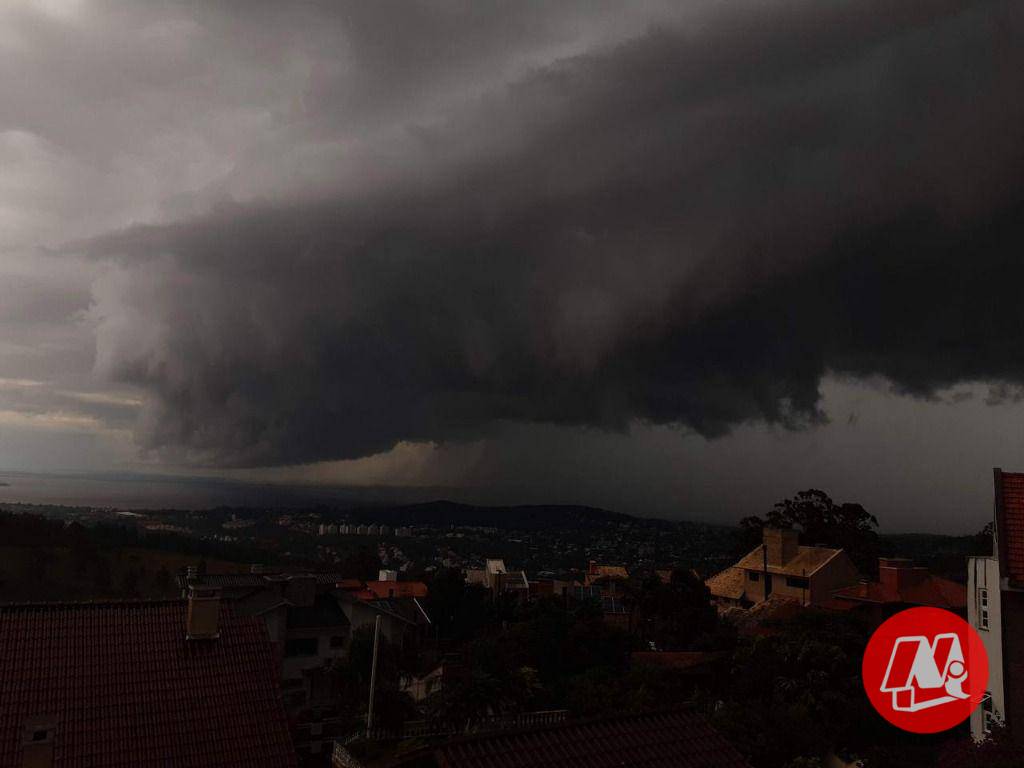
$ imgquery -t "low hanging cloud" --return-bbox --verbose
[77,0,1024,468]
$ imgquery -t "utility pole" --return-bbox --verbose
[366,615,382,739]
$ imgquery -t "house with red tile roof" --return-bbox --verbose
[465,559,530,599]
[0,590,297,768]
[831,557,966,622]
[346,708,751,768]
[585,561,630,586]
[186,569,432,763]
[706,528,859,609]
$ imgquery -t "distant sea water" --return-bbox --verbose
[0,470,451,511]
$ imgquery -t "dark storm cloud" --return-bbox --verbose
[81,0,1024,467]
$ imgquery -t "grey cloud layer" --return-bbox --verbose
[69,0,1024,467]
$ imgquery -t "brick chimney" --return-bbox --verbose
[878,558,927,594]
[186,585,221,640]
[21,718,55,768]
[763,528,799,567]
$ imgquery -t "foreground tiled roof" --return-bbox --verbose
[430,709,750,768]
[996,469,1024,583]
[705,567,746,601]
[733,544,842,578]
[0,600,297,768]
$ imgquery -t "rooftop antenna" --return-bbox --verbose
[365,615,382,739]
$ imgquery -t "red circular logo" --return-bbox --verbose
[862,607,988,733]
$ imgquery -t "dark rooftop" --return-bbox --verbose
[0,599,297,768]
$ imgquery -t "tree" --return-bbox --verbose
[153,566,173,596]
[739,489,880,574]
[425,567,494,642]
[936,725,1024,768]
[340,546,383,581]
[635,570,718,650]
[331,624,415,729]
[969,521,994,557]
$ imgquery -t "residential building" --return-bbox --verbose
[832,557,966,623]
[183,568,430,761]
[571,584,632,630]
[529,578,578,600]
[465,558,530,599]
[0,591,297,768]
[706,528,859,608]
[967,467,1023,742]
[584,561,630,587]
[178,567,352,601]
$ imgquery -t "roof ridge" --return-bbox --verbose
[0,597,187,611]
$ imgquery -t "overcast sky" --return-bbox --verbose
[1,0,1022,532]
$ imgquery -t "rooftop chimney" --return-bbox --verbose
[878,557,927,593]
[186,585,221,640]
[763,528,800,567]
[22,718,55,768]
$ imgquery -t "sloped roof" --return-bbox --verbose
[727,595,806,637]
[832,575,966,610]
[996,469,1024,583]
[234,588,291,617]
[181,572,351,589]
[0,600,296,768]
[286,594,350,630]
[589,564,629,579]
[733,544,842,578]
[365,597,431,626]
[362,580,429,599]
[430,709,750,768]
[705,567,746,601]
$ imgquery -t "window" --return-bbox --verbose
[285,637,319,657]
[978,588,990,630]
[748,571,760,582]
[982,691,996,734]
[785,576,809,589]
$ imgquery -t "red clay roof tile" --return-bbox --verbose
[0,600,296,768]
[999,471,1024,582]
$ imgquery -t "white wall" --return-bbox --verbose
[968,556,1003,741]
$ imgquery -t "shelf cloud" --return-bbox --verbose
[67,0,1023,468]
[3,0,1022,482]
